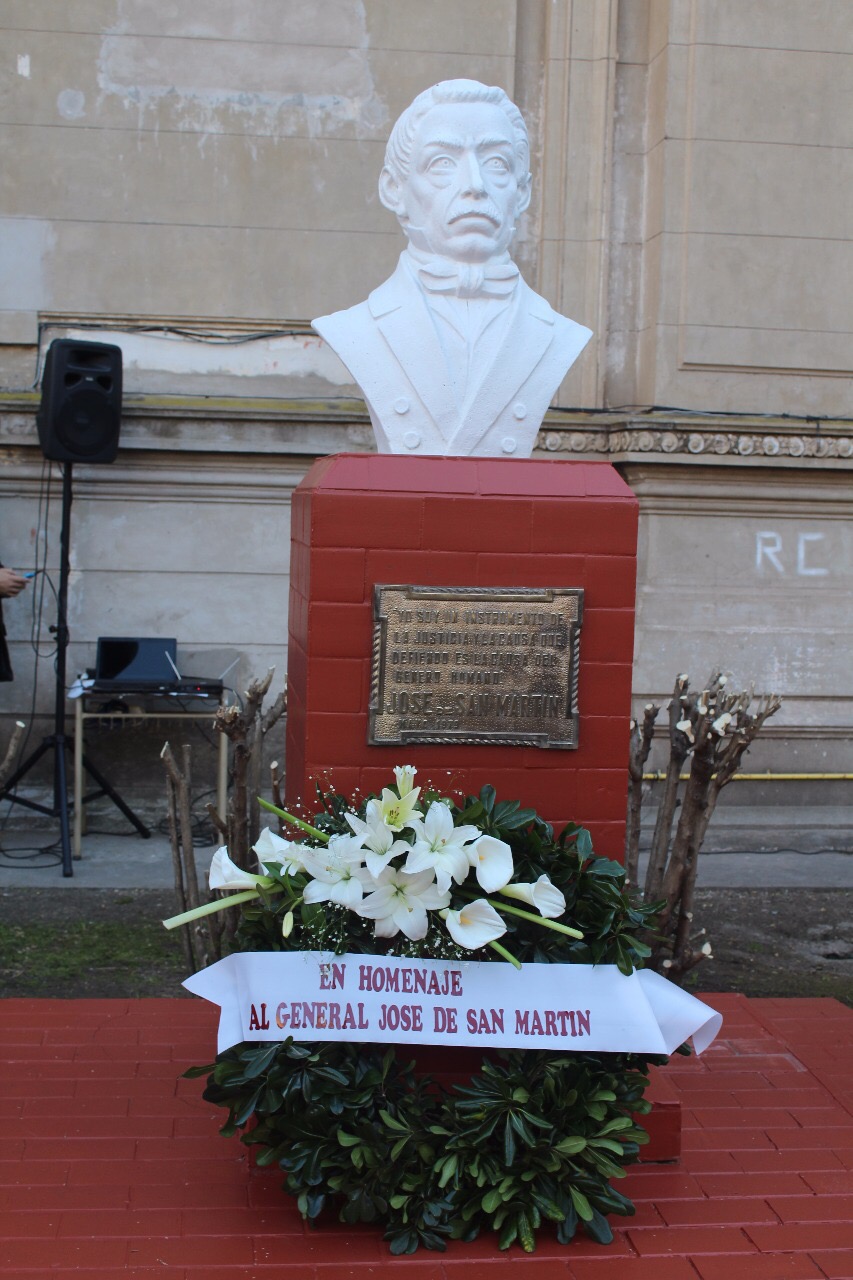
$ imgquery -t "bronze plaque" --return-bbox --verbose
[369,585,583,748]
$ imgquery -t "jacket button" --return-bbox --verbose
[394,397,410,414]
[501,436,517,454]
[403,430,421,450]
[512,402,527,419]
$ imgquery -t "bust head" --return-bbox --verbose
[379,80,532,265]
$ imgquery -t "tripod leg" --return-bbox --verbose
[55,735,74,878]
[0,738,53,805]
[81,753,151,838]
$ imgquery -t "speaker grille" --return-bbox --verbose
[37,339,123,464]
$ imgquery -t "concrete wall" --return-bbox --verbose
[1,0,851,819]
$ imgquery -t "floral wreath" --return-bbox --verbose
[173,769,664,1255]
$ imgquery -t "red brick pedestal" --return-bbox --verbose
[286,453,638,858]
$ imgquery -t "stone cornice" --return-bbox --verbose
[1,395,850,468]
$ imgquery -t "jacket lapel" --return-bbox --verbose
[447,284,555,455]
[369,261,459,445]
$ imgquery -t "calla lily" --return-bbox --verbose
[499,874,566,919]
[357,866,450,941]
[443,899,506,949]
[345,799,411,879]
[468,834,514,893]
[301,834,371,909]
[393,764,417,797]
[252,827,309,876]
[405,801,480,894]
[209,846,269,892]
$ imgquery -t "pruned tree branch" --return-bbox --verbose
[631,672,782,984]
[0,721,25,788]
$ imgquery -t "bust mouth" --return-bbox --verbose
[448,210,500,228]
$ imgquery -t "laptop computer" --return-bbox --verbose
[91,637,178,692]
[90,637,226,698]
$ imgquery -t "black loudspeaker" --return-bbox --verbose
[37,339,123,463]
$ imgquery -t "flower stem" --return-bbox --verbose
[488,939,522,969]
[478,894,584,939]
[162,889,261,931]
[258,797,330,843]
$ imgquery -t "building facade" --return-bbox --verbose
[1,0,851,817]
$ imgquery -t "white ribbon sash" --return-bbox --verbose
[185,952,722,1057]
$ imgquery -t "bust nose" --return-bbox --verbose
[459,149,487,196]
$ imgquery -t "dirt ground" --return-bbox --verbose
[0,886,850,1004]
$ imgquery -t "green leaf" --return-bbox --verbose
[569,1186,594,1222]
[575,828,593,857]
[497,1217,518,1250]
[482,1188,502,1214]
[597,1116,633,1136]
[437,1154,457,1189]
[337,1130,360,1147]
[499,808,539,830]
[240,1043,281,1079]
[555,1136,587,1155]
[232,1084,264,1127]
[379,1109,408,1132]
[503,1116,516,1166]
[582,1207,614,1245]
[479,784,496,814]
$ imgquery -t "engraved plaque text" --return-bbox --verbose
[369,586,583,748]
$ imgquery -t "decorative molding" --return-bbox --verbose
[2,394,851,469]
[536,418,853,466]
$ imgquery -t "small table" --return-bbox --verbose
[72,689,228,859]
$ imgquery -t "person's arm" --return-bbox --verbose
[0,567,27,598]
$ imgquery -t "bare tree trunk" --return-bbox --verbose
[643,676,692,902]
[211,670,286,870]
[164,769,196,973]
[633,674,782,983]
[163,671,286,968]
[625,703,658,887]
[0,721,25,787]
[161,742,220,967]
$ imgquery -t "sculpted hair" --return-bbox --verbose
[384,79,530,185]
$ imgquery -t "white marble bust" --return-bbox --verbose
[313,79,592,458]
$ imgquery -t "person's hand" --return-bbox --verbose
[0,568,27,598]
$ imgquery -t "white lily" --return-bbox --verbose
[499,874,566,919]
[468,834,514,893]
[345,799,412,879]
[443,899,506,949]
[405,801,480,894]
[393,764,417,797]
[252,826,309,876]
[301,833,371,909]
[377,785,421,832]
[209,846,269,892]
[357,866,450,941]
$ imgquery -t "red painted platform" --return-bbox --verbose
[1,995,851,1278]
[286,454,638,858]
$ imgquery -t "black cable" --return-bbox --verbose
[0,838,62,869]
[1,461,56,830]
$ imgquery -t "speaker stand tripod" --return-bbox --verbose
[0,462,149,877]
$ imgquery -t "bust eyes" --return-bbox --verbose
[424,152,512,176]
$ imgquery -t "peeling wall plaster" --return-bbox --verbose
[47,327,356,396]
[96,0,387,139]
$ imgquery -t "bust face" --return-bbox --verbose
[390,100,530,264]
